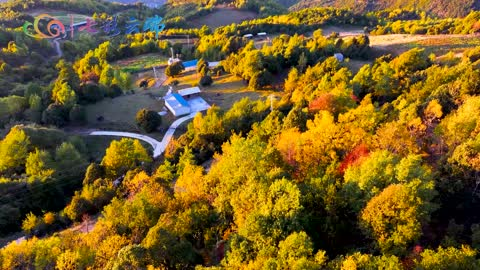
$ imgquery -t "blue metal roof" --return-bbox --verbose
[183,60,198,68]
[172,93,189,107]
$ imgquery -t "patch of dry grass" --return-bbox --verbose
[191,7,258,29]
[84,85,174,141]
[369,34,480,57]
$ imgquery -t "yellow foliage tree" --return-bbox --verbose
[101,138,151,178]
[174,163,208,206]
[0,126,31,173]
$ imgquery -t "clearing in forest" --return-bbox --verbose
[166,70,276,111]
[191,7,258,29]
[112,53,170,73]
[369,34,480,57]
[27,9,91,24]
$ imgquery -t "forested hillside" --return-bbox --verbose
[3,0,480,268]
[291,0,480,18]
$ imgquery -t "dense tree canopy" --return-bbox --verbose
[4,2,480,269]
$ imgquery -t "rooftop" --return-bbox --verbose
[165,93,190,108]
[178,87,202,97]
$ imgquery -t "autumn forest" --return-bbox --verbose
[1,0,480,269]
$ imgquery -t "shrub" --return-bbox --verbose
[165,61,185,77]
[199,75,213,86]
[79,83,104,103]
[83,163,104,186]
[69,104,87,124]
[212,65,224,76]
[197,58,208,74]
[64,194,93,222]
[105,84,123,98]
[42,103,68,127]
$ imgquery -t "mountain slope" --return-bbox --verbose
[290,0,480,18]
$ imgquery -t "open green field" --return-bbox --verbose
[83,80,175,141]
[82,69,270,143]
[112,53,170,73]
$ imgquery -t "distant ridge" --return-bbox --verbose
[290,0,480,18]
[103,0,166,8]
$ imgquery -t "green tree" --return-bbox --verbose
[240,179,303,245]
[21,212,43,236]
[42,104,68,127]
[56,59,80,90]
[424,99,443,126]
[283,106,307,131]
[25,149,54,178]
[54,142,87,177]
[197,58,209,74]
[83,163,104,186]
[135,108,162,133]
[0,126,31,173]
[55,250,84,270]
[414,246,480,269]
[284,67,300,93]
[52,80,77,108]
[101,138,151,177]
[360,183,435,255]
[25,83,43,99]
[165,61,185,77]
[99,65,115,86]
[199,75,213,86]
[352,64,374,99]
[64,193,93,221]
[277,232,327,269]
[342,150,400,212]
[438,96,480,146]
[142,225,200,269]
[391,48,431,75]
[332,252,402,270]
[109,245,149,269]
[69,104,86,124]
[297,52,308,73]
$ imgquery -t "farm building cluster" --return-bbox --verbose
[164,87,211,117]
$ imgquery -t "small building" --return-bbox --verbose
[334,53,344,62]
[164,93,191,117]
[243,34,253,39]
[209,61,220,68]
[183,59,198,71]
[178,86,201,98]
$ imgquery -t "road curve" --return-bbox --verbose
[89,112,197,158]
